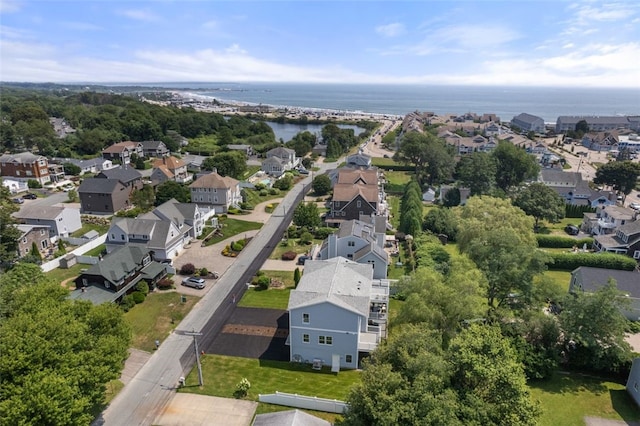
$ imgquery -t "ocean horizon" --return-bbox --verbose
[132,82,640,123]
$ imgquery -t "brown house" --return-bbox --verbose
[326,185,378,225]
[101,141,144,165]
[78,178,131,214]
[15,224,52,258]
[0,152,51,185]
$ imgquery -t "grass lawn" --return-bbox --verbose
[46,263,85,287]
[539,269,572,292]
[85,244,106,257]
[181,354,361,404]
[269,238,317,260]
[387,195,400,229]
[385,170,413,194]
[124,291,199,352]
[530,373,640,426]
[242,188,287,209]
[537,218,583,235]
[203,218,263,246]
[186,135,220,155]
[70,222,110,238]
[371,157,401,167]
[239,270,296,310]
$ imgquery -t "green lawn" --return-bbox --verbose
[530,373,640,426]
[85,244,106,257]
[539,269,572,292]
[186,135,220,155]
[269,238,317,260]
[70,222,110,238]
[203,218,263,246]
[371,157,401,167]
[46,263,85,287]
[243,165,262,179]
[124,291,199,352]
[537,218,582,235]
[239,270,296,310]
[384,171,413,194]
[242,188,286,209]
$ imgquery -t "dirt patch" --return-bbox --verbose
[222,324,288,338]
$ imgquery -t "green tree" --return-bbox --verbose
[67,188,78,203]
[273,174,293,190]
[311,174,331,196]
[293,202,321,228]
[202,151,247,179]
[394,131,429,176]
[131,184,155,212]
[155,180,190,205]
[442,187,461,207]
[512,182,566,228]
[30,241,42,261]
[559,280,632,374]
[395,131,454,185]
[63,162,82,176]
[593,161,640,198]
[491,141,540,192]
[293,267,301,288]
[422,207,458,241]
[455,152,497,196]
[0,183,21,269]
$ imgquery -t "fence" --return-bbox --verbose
[258,391,348,414]
[62,236,98,246]
[41,234,107,272]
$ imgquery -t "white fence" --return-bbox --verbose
[258,391,348,414]
[41,234,107,273]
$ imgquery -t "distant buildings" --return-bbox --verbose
[556,116,633,133]
[511,113,545,133]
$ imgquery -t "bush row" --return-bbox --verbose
[565,204,595,218]
[536,235,594,248]
[546,252,637,271]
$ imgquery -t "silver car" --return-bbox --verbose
[182,277,205,289]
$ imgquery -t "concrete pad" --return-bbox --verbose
[584,416,640,426]
[120,348,152,385]
[155,394,257,426]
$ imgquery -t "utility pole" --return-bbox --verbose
[184,330,204,386]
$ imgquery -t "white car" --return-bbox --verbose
[630,202,640,211]
[182,277,205,289]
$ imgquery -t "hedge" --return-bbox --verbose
[546,252,637,271]
[565,204,596,218]
[536,235,594,249]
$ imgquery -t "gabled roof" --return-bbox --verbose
[266,146,295,158]
[14,223,50,237]
[539,169,583,186]
[140,140,166,150]
[332,184,378,203]
[571,267,640,298]
[253,409,330,426]
[102,141,140,154]
[97,166,142,183]
[78,178,123,194]
[144,198,187,227]
[109,216,185,249]
[0,152,43,165]
[14,205,65,220]
[288,257,373,316]
[511,113,544,125]
[262,156,288,166]
[189,172,239,189]
[152,156,185,170]
[618,220,640,236]
[336,169,377,185]
[82,245,149,285]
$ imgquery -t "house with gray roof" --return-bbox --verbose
[50,157,115,175]
[593,219,640,259]
[189,171,241,213]
[588,205,638,236]
[569,267,640,320]
[346,150,372,168]
[252,410,330,426]
[71,246,167,304]
[538,169,592,205]
[140,140,169,158]
[511,113,545,133]
[139,198,216,240]
[96,166,143,191]
[0,151,51,185]
[318,218,388,279]
[262,147,298,176]
[77,178,130,214]
[14,205,81,239]
[287,257,389,370]
[556,116,632,133]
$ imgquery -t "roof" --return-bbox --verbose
[102,141,140,154]
[78,178,122,194]
[140,140,166,149]
[15,223,49,236]
[252,410,331,426]
[288,257,373,316]
[539,169,582,185]
[599,205,636,220]
[571,267,640,298]
[97,166,142,183]
[189,172,239,189]
[109,217,186,250]
[266,146,295,158]
[336,169,378,185]
[332,184,378,203]
[81,245,149,285]
[0,152,43,164]
[152,156,185,170]
[558,116,631,125]
[511,113,544,125]
[14,205,64,220]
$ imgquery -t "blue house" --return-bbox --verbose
[287,257,389,371]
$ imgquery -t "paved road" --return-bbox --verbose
[97,162,336,426]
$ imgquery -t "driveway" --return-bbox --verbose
[154,394,257,426]
[205,307,289,361]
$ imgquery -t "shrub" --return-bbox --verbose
[281,251,297,261]
[136,281,150,295]
[299,231,314,245]
[255,270,265,277]
[180,263,196,275]
[268,188,280,195]
[547,252,637,271]
[287,226,300,239]
[131,291,146,304]
[235,378,251,398]
[259,189,269,196]
[313,227,336,240]
[156,278,174,290]
[536,235,593,249]
[256,275,271,290]
[27,179,42,189]
[231,241,244,251]
[199,267,209,276]
[120,295,136,312]
[254,183,266,191]
[228,207,241,215]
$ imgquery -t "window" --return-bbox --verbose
[22,237,27,244]
[303,334,309,343]
[347,254,353,259]
[41,240,48,249]
[348,241,355,247]
[104,282,110,288]
[121,234,125,240]
[318,335,332,345]
[346,354,353,363]
[357,200,361,208]
[302,313,309,323]
[634,251,640,260]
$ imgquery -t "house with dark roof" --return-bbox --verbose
[140,140,169,158]
[0,152,51,185]
[588,205,638,236]
[346,150,372,168]
[96,166,143,191]
[140,198,215,240]
[593,219,640,259]
[151,156,192,184]
[287,257,389,370]
[14,205,81,239]
[14,224,52,258]
[318,218,389,279]
[71,246,167,304]
[538,169,592,205]
[101,141,144,164]
[252,410,331,426]
[569,267,640,320]
[325,169,387,226]
[77,178,130,214]
[188,171,241,213]
[511,113,545,133]
[50,157,115,175]
[581,131,619,151]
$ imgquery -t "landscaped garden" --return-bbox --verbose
[202,217,263,246]
[239,270,297,310]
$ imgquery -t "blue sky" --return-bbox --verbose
[1,0,639,87]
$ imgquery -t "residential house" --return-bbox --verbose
[569,267,640,320]
[318,218,389,279]
[287,257,389,370]
[325,169,385,226]
[14,205,81,239]
[47,163,65,182]
[96,166,143,191]
[105,216,189,261]
[593,220,640,258]
[586,205,637,236]
[588,191,617,209]
[618,134,640,154]
[71,246,167,304]
[151,156,192,184]
[538,169,592,205]
[581,131,619,151]
[480,113,500,123]
[556,116,632,133]
[50,157,115,175]
[140,140,169,158]
[0,152,51,185]
[443,133,496,155]
[2,178,28,194]
[483,122,503,137]
[511,113,545,133]
[14,224,52,258]
[101,141,144,164]
[253,410,331,426]
[226,144,253,156]
[262,147,299,176]
[346,151,372,168]
[188,172,241,213]
[439,185,471,206]
[49,117,76,138]
[140,198,215,240]
[77,178,130,214]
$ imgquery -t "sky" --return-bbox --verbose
[1,0,639,87]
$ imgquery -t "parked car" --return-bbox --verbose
[62,183,75,192]
[297,255,310,265]
[211,271,220,279]
[22,193,37,200]
[565,225,580,236]
[181,277,205,289]
[630,202,640,211]
[11,197,24,204]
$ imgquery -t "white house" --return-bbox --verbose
[262,147,299,176]
[139,198,216,239]
[511,113,545,133]
[14,205,82,240]
[318,218,389,279]
[2,178,28,194]
[288,257,389,370]
[188,172,242,213]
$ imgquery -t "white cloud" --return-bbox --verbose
[202,20,217,29]
[0,0,21,14]
[375,22,406,38]
[117,9,160,22]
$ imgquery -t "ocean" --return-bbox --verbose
[143,82,640,123]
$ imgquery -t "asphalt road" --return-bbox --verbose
[97,163,330,426]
